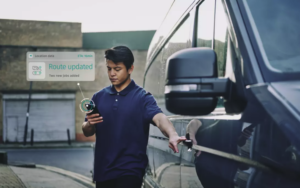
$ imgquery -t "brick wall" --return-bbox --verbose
[0,19,81,48]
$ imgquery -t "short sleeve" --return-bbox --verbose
[143,92,163,124]
[84,93,96,122]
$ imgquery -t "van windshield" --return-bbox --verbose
[243,0,300,73]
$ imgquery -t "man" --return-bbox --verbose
[82,46,186,188]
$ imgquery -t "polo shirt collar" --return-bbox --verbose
[109,79,135,96]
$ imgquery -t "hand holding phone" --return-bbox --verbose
[86,112,103,125]
[85,104,103,125]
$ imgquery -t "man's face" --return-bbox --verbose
[106,59,133,86]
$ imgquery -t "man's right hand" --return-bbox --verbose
[82,113,103,137]
[86,113,103,125]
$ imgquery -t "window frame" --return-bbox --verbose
[193,0,216,49]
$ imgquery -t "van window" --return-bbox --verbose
[196,0,215,48]
[243,0,300,73]
[147,0,195,63]
[144,52,162,100]
[161,15,192,64]
[196,0,228,77]
[214,0,229,77]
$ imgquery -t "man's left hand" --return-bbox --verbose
[168,134,186,153]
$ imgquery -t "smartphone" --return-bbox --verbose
[85,103,101,116]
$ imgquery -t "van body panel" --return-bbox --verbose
[143,0,300,187]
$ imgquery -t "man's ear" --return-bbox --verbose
[128,65,134,75]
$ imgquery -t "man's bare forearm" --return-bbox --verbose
[153,113,186,153]
[82,121,96,137]
[153,113,178,138]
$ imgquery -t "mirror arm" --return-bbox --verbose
[200,78,230,98]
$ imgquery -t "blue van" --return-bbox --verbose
[143,0,300,188]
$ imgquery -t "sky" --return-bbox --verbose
[0,0,174,32]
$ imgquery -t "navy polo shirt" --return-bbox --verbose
[84,79,162,182]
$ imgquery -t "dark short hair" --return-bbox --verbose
[104,46,134,70]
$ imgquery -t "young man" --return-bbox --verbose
[82,46,186,188]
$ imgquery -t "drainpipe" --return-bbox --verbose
[23,48,36,145]
[23,81,32,146]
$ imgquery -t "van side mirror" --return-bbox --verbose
[164,48,229,115]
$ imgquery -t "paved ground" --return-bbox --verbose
[0,142,94,149]
[156,165,203,188]
[2,148,94,178]
[0,164,26,188]
[10,166,89,188]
